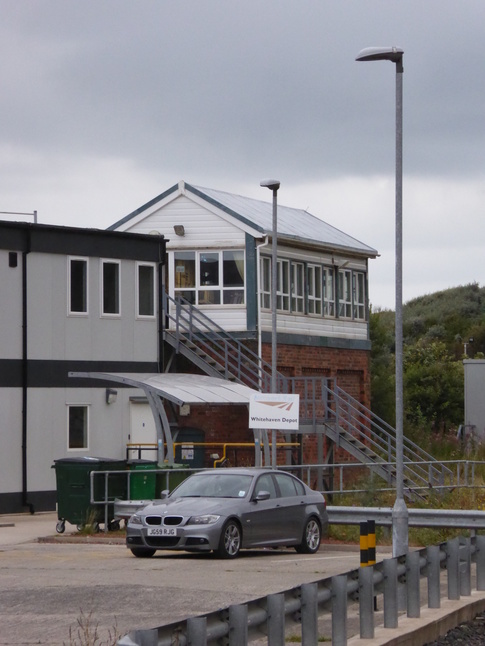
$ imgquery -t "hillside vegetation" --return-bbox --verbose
[370,283,485,448]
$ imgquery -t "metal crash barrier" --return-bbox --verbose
[118,535,485,646]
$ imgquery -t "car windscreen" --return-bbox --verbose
[172,473,253,499]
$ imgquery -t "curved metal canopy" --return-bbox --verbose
[69,372,257,405]
[69,372,263,467]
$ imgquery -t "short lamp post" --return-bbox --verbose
[356,46,408,558]
[260,179,280,468]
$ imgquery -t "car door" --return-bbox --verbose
[243,473,286,546]
[272,473,308,542]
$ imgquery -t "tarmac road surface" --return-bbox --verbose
[0,512,365,645]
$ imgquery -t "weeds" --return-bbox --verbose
[64,609,121,646]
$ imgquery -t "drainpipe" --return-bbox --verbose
[22,229,34,513]
[256,236,269,390]
[158,245,166,373]
[255,237,270,467]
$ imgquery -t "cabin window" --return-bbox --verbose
[174,250,245,305]
[101,260,120,316]
[307,264,322,315]
[68,405,89,450]
[137,263,156,317]
[338,269,352,318]
[323,267,335,317]
[291,262,304,313]
[277,259,290,311]
[261,259,365,321]
[68,257,88,315]
[260,256,271,309]
[353,271,366,320]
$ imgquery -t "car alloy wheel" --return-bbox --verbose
[295,518,321,554]
[216,520,241,559]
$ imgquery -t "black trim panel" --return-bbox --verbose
[0,360,159,388]
[260,332,371,351]
[0,221,166,262]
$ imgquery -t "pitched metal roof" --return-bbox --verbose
[69,372,256,406]
[108,180,377,257]
[188,184,377,256]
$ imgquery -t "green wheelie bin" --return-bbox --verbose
[126,459,157,500]
[52,457,127,533]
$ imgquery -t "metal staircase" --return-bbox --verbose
[163,293,453,498]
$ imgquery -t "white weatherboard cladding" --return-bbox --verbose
[259,311,368,341]
[167,301,247,333]
[121,195,248,249]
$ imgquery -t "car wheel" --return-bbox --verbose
[216,520,241,559]
[130,547,156,558]
[295,517,321,554]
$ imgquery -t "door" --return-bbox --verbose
[129,402,157,460]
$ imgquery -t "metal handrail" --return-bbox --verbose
[164,292,285,391]
[164,293,454,496]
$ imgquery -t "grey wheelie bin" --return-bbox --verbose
[52,457,126,533]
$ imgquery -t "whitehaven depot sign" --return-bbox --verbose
[249,393,300,431]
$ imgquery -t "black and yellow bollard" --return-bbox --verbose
[360,521,369,567]
[367,519,376,566]
[360,520,378,610]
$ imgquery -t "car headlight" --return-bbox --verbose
[129,514,143,525]
[188,514,220,525]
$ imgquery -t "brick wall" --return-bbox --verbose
[167,341,371,470]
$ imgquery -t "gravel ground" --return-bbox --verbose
[425,610,485,645]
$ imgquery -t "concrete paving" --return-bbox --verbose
[1,512,485,646]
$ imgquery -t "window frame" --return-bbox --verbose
[68,256,89,316]
[100,259,121,317]
[323,266,336,317]
[174,249,245,306]
[353,271,366,320]
[67,404,89,451]
[307,264,323,316]
[136,262,156,319]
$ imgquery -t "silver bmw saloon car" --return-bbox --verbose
[126,467,328,559]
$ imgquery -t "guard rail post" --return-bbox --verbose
[383,557,398,628]
[331,575,348,646]
[359,565,374,639]
[476,534,485,591]
[267,593,285,645]
[427,544,441,609]
[446,537,460,600]
[228,604,247,646]
[187,616,207,645]
[406,550,421,618]
[460,536,472,597]
[300,582,318,645]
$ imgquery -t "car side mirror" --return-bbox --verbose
[160,490,169,499]
[253,491,271,502]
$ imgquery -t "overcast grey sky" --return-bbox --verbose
[1,1,484,309]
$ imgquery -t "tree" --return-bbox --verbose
[403,339,463,433]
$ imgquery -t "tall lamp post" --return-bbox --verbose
[260,179,280,468]
[356,46,408,557]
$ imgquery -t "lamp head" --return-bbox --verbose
[260,179,280,192]
[356,46,403,64]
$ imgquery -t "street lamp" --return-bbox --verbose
[260,179,280,468]
[356,46,408,557]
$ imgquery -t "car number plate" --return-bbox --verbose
[147,527,177,537]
